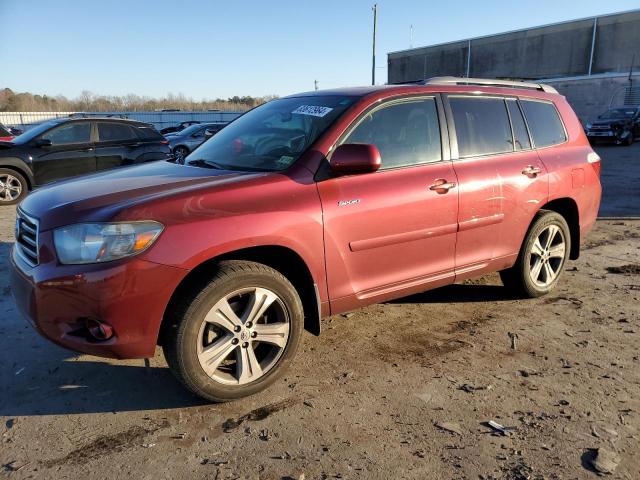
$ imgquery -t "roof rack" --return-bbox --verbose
[421,76,558,94]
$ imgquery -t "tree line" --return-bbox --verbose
[0,88,278,112]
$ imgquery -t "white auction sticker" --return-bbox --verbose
[292,105,333,117]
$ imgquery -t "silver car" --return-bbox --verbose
[166,123,227,163]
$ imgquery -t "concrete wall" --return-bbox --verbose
[545,74,639,125]
[388,10,640,84]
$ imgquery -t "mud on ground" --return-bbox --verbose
[1,144,639,479]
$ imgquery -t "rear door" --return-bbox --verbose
[318,96,459,311]
[94,122,142,171]
[446,95,548,277]
[32,121,95,185]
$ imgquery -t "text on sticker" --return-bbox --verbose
[292,105,334,117]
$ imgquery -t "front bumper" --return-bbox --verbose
[10,243,187,359]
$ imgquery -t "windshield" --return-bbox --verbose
[11,120,60,144]
[186,95,354,171]
[599,108,637,120]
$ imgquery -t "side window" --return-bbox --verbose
[97,123,137,142]
[42,122,91,145]
[520,100,566,148]
[449,97,512,158]
[343,98,441,169]
[506,100,531,151]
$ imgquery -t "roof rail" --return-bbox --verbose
[422,76,558,94]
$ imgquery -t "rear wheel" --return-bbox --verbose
[500,210,570,298]
[0,169,28,205]
[163,260,304,402]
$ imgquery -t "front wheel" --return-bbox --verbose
[500,210,571,298]
[0,169,28,205]
[173,146,189,164]
[163,260,304,402]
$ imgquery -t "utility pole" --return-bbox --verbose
[410,24,413,48]
[314,80,319,91]
[372,4,377,86]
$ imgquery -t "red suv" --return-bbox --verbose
[10,78,601,402]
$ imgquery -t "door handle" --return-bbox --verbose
[522,165,541,177]
[429,179,457,194]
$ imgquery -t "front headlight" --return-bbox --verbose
[53,221,164,265]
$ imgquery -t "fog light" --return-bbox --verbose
[86,319,114,341]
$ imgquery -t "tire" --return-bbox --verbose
[500,210,571,298]
[0,168,28,205]
[624,132,634,146]
[173,146,189,164]
[163,260,304,402]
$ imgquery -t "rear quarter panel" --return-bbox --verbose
[537,97,601,238]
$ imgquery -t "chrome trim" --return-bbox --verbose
[15,210,39,267]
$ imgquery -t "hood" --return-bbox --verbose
[20,161,263,230]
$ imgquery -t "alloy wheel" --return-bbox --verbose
[0,174,23,202]
[529,224,566,287]
[196,287,290,385]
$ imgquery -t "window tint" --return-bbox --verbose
[135,125,162,141]
[506,100,531,151]
[344,98,441,169]
[450,97,512,158]
[42,122,91,145]
[520,100,566,148]
[97,123,137,142]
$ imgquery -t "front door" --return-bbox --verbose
[318,96,459,311]
[33,121,95,185]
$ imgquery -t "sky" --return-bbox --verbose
[0,0,638,100]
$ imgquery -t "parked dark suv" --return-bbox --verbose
[10,78,601,402]
[0,118,171,204]
[585,106,640,145]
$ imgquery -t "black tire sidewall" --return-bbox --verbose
[0,168,28,205]
[169,264,304,402]
[520,212,571,297]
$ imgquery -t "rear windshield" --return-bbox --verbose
[520,100,566,148]
[185,96,354,171]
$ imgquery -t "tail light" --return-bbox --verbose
[587,152,601,177]
[160,139,169,145]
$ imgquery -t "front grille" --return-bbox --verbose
[15,211,39,266]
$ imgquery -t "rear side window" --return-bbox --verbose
[506,100,531,151]
[344,98,442,169]
[449,97,512,158]
[42,122,91,145]
[135,125,163,141]
[97,123,137,142]
[520,100,566,148]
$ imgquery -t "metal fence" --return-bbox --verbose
[0,111,243,132]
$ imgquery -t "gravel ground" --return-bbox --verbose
[0,144,638,479]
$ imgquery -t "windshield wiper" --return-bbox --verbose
[186,159,227,170]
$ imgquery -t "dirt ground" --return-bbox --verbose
[1,144,639,479]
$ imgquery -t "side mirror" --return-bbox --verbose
[329,143,381,174]
[35,138,53,147]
